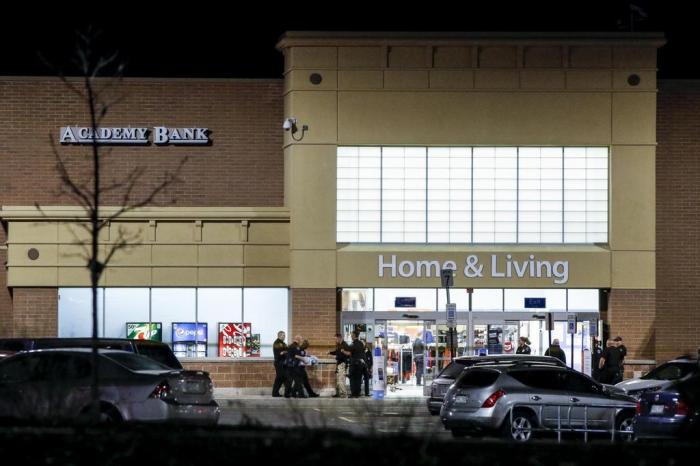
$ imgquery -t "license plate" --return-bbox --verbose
[455,396,467,404]
[650,404,665,415]
[184,381,205,394]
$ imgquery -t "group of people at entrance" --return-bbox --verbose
[330,332,373,398]
[271,331,320,398]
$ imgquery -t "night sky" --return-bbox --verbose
[0,2,694,79]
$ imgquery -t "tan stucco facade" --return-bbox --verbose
[278,32,663,290]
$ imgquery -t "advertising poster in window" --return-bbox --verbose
[172,322,207,358]
[218,323,251,358]
[248,334,261,357]
[126,322,162,341]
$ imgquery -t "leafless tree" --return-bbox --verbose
[39,28,187,422]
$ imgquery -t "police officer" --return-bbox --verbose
[285,335,305,398]
[272,331,290,397]
[329,333,350,398]
[599,339,623,384]
[591,338,603,382]
[343,331,366,398]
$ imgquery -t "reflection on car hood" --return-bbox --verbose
[615,378,668,392]
[133,369,178,376]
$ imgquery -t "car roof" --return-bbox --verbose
[464,362,572,373]
[453,354,566,366]
[25,348,136,355]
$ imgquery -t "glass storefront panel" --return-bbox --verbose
[243,288,288,358]
[374,288,437,312]
[198,288,243,358]
[437,288,470,311]
[472,288,504,311]
[342,288,373,312]
[58,288,104,338]
[104,288,150,339]
[568,289,599,311]
[151,288,197,355]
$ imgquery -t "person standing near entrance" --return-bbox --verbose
[599,338,623,384]
[614,336,627,383]
[329,333,349,398]
[545,338,566,364]
[412,336,425,386]
[516,337,531,355]
[362,341,373,396]
[272,331,290,397]
[343,331,366,398]
[591,338,603,382]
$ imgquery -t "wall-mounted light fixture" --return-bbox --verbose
[283,117,308,141]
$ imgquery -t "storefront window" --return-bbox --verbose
[374,288,437,312]
[104,288,149,339]
[567,289,599,311]
[337,146,609,244]
[198,288,243,358]
[504,289,566,311]
[58,288,104,338]
[243,288,288,358]
[151,288,197,354]
[437,288,470,311]
[472,289,504,311]
[342,288,373,312]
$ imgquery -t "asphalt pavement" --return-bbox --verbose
[216,396,453,439]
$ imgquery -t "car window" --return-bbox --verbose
[438,361,470,379]
[560,371,600,394]
[510,369,563,390]
[0,354,42,383]
[134,343,183,369]
[642,362,694,381]
[104,352,171,371]
[48,354,92,380]
[456,369,500,388]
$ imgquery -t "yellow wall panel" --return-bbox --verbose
[566,70,612,89]
[524,47,563,68]
[156,222,194,243]
[613,47,657,68]
[8,267,58,287]
[244,245,290,267]
[610,146,655,251]
[107,245,151,267]
[286,69,337,91]
[520,70,566,89]
[104,267,152,287]
[9,222,57,243]
[338,71,383,89]
[284,92,338,146]
[429,70,474,89]
[338,47,385,68]
[570,47,612,68]
[198,245,244,267]
[613,70,656,90]
[198,267,244,286]
[479,47,517,68]
[474,70,519,89]
[612,93,656,145]
[290,250,336,288]
[287,47,337,69]
[612,251,655,289]
[384,70,429,89]
[244,267,290,287]
[201,222,240,244]
[152,267,198,286]
[388,46,426,68]
[9,244,57,267]
[434,47,471,68]
[248,222,289,245]
[152,245,197,266]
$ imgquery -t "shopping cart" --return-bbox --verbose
[386,361,400,391]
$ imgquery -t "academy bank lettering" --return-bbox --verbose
[60,126,210,145]
[378,254,569,285]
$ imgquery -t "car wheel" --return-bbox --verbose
[99,404,123,424]
[616,413,635,442]
[502,411,536,442]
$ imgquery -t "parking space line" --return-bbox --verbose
[338,416,357,423]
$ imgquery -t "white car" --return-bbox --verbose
[0,348,220,424]
[615,357,698,399]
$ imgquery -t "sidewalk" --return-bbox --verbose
[214,388,426,407]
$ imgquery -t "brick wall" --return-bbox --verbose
[11,288,57,337]
[607,289,655,361]
[657,80,700,363]
[182,360,336,391]
[0,78,284,208]
[290,289,338,355]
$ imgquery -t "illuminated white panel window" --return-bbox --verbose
[472,289,504,311]
[564,147,608,243]
[473,147,517,243]
[382,147,426,242]
[337,147,381,243]
[428,147,471,243]
[567,289,599,311]
[518,147,563,243]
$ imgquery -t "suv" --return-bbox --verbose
[0,338,182,369]
[441,363,636,441]
[427,355,566,415]
[616,357,699,399]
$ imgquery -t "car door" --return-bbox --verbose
[507,368,568,429]
[0,354,42,418]
[559,370,610,429]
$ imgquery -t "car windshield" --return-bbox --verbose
[642,362,695,381]
[438,360,470,379]
[104,352,172,372]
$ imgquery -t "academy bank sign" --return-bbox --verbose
[378,254,569,285]
[59,126,210,145]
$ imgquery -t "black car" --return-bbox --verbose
[426,354,567,415]
[634,372,700,440]
[0,338,182,370]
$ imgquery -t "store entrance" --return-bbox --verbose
[378,320,428,398]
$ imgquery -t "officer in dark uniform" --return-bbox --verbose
[285,335,305,398]
[599,339,623,384]
[591,338,603,382]
[272,331,290,397]
[343,331,366,398]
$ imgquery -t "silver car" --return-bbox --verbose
[0,349,220,425]
[440,363,636,441]
[615,357,698,399]
[427,355,566,415]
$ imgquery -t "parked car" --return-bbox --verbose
[616,357,699,399]
[427,355,566,415]
[634,372,700,440]
[0,338,182,369]
[440,362,637,442]
[0,349,219,425]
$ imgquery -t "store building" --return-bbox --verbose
[1,31,697,394]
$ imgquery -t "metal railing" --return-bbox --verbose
[509,402,635,443]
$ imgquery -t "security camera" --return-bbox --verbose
[283,117,297,131]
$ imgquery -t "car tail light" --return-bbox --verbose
[150,381,171,400]
[482,390,506,408]
[676,399,689,416]
[636,401,641,415]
